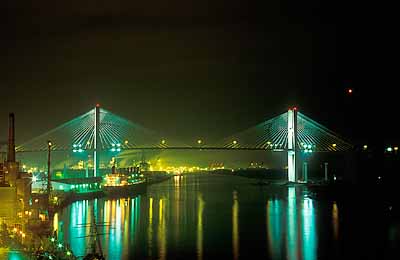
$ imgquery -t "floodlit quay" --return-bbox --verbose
[1,106,399,259]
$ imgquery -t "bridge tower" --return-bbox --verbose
[287,107,298,182]
[94,104,100,177]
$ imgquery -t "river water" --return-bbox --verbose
[52,174,399,260]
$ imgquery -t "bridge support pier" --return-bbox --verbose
[303,162,308,183]
[287,108,297,182]
[324,162,328,182]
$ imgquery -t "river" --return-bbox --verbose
[51,173,399,260]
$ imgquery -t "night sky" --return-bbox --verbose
[0,1,395,147]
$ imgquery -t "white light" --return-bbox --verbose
[32,176,37,183]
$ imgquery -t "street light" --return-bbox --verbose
[110,143,121,152]
[73,144,83,153]
[47,140,52,202]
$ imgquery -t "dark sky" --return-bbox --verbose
[0,1,396,146]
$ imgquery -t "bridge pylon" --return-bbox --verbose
[287,107,297,182]
[94,104,100,177]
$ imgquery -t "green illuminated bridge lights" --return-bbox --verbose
[15,105,353,182]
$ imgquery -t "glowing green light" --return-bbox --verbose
[50,237,55,242]
[66,251,71,256]
[58,243,63,248]
[387,147,393,152]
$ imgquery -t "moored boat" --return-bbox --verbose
[101,165,147,197]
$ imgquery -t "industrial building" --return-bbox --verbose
[0,113,32,232]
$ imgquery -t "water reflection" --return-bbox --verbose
[266,199,282,259]
[147,197,153,258]
[53,174,368,260]
[287,187,299,260]
[57,196,141,259]
[158,198,167,260]
[332,201,339,240]
[302,198,316,260]
[197,193,205,260]
[232,190,240,260]
[266,187,317,260]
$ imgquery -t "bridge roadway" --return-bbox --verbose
[16,146,340,153]
[17,146,282,152]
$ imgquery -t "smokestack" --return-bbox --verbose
[7,113,15,162]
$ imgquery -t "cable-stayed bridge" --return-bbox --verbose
[15,105,352,182]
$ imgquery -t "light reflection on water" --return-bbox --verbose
[54,174,389,260]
